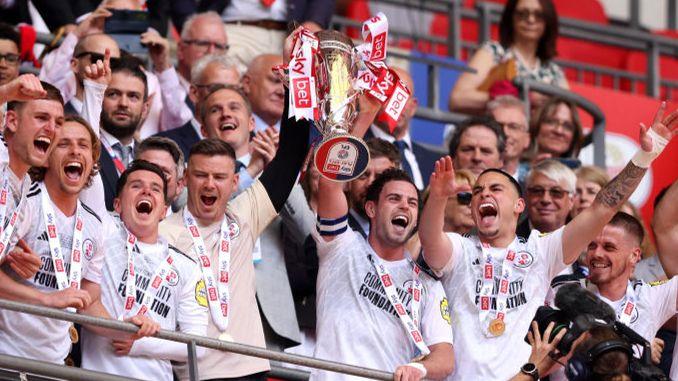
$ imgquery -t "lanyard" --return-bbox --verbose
[39,183,85,291]
[617,283,637,325]
[365,244,430,357]
[122,230,176,318]
[101,137,126,175]
[183,208,231,332]
[477,238,519,337]
[0,171,26,261]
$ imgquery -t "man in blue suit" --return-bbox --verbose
[365,67,441,190]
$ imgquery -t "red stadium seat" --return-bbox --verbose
[622,48,678,100]
[553,0,608,24]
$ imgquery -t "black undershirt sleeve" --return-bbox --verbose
[259,89,311,213]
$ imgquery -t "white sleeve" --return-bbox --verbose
[39,33,78,92]
[128,328,205,361]
[310,226,358,263]
[421,280,454,347]
[156,67,193,131]
[81,80,107,135]
[79,175,108,222]
[7,197,34,251]
[643,278,678,331]
[82,233,104,285]
[427,232,464,276]
[177,263,209,334]
[535,227,567,280]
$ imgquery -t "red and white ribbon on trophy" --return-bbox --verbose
[281,13,411,132]
[354,12,411,133]
[288,29,319,121]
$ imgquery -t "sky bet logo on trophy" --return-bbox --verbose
[275,13,411,181]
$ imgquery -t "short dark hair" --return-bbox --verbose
[198,84,251,122]
[478,168,523,197]
[135,136,185,176]
[7,81,64,112]
[188,138,237,171]
[366,138,401,167]
[448,115,506,157]
[499,0,559,62]
[110,54,148,100]
[365,168,419,207]
[608,212,645,246]
[0,23,20,49]
[116,160,168,205]
[29,115,101,186]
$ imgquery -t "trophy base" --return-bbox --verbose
[314,134,370,182]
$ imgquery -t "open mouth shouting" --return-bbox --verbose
[33,136,52,155]
[391,214,410,233]
[63,160,84,183]
[478,202,498,227]
[219,122,237,132]
[200,194,218,207]
[135,199,154,215]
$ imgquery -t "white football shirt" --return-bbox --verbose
[312,228,453,381]
[433,228,566,381]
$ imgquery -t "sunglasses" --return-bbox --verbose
[526,186,570,200]
[75,51,121,66]
[0,53,20,65]
[456,192,472,206]
[514,9,545,22]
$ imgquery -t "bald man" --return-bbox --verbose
[365,67,441,189]
[242,54,285,133]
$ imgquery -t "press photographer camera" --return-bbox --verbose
[521,284,668,381]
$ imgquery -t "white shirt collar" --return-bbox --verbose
[253,112,280,133]
[69,97,83,114]
[370,125,412,148]
[237,153,251,166]
[190,118,203,138]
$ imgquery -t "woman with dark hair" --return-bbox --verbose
[449,0,568,114]
[530,96,583,159]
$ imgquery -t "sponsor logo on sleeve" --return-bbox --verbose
[440,298,451,325]
[195,280,208,308]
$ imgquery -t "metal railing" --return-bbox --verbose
[0,299,393,381]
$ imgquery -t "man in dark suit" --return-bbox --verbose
[364,67,441,190]
[155,53,240,159]
[99,58,151,211]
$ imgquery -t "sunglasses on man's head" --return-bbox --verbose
[75,51,121,66]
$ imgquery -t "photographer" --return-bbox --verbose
[510,321,568,381]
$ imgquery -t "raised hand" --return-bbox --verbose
[428,156,457,200]
[251,127,280,168]
[5,239,41,279]
[83,48,112,86]
[140,29,171,72]
[74,7,112,38]
[283,26,305,65]
[526,321,567,377]
[126,314,161,339]
[639,101,678,152]
[0,74,46,103]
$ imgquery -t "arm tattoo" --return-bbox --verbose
[595,162,647,208]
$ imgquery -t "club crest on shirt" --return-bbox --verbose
[166,266,180,287]
[513,251,534,268]
[440,298,451,325]
[83,239,95,261]
[228,222,240,239]
[195,280,208,308]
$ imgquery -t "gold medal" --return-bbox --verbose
[488,318,505,337]
[69,324,79,343]
[65,357,75,367]
[218,332,233,342]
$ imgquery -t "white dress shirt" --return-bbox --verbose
[369,125,425,189]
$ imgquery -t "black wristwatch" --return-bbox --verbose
[520,363,539,380]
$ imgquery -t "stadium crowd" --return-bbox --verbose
[0,0,677,380]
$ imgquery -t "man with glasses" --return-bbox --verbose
[518,160,576,240]
[487,95,530,187]
[0,23,20,87]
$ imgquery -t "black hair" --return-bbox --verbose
[115,160,168,205]
[0,23,20,49]
[110,54,148,100]
[448,115,506,158]
[365,168,419,206]
[478,168,523,197]
[499,0,559,62]
[136,136,184,169]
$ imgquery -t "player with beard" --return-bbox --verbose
[0,115,158,364]
[98,57,151,211]
[312,168,454,381]
[419,103,678,380]
[81,160,208,380]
